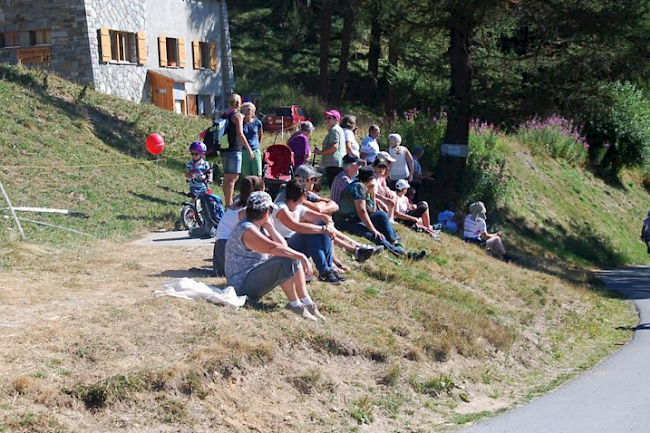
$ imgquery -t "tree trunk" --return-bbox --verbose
[319,0,333,102]
[334,1,354,105]
[386,34,399,111]
[435,7,473,209]
[367,0,382,103]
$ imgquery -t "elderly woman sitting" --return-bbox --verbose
[463,201,510,261]
[225,191,326,321]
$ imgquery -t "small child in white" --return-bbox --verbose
[641,211,650,255]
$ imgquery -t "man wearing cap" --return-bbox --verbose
[316,109,345,186]
[225,191,326,321]
[330,153,362,203]
[276,164,339,215]
[334,167,427,260]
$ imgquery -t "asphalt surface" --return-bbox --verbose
[459,266,650,433]
[132,230,215,248]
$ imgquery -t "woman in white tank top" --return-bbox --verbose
[387,133,414,182]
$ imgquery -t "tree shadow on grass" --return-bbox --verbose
[500,207,629,287]
[131,192,178,206]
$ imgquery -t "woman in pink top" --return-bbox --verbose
[288,121,314,168]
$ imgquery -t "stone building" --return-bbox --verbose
[0,0,235,115]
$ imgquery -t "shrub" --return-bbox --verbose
[583,82,650,175]
[517,116,589,165]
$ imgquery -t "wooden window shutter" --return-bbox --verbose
[178,38,186,68]
[210,41,218,70]
[158,36,167,67]
[99,28,111,63]
[192,41,201,69]
[136,31,147,65]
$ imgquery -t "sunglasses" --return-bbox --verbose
[327,116,338,120]
[191,152,201,156]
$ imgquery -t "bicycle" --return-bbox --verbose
[177,166,214,230]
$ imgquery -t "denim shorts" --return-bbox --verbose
[221,151,242,174]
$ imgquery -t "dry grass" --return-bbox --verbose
[0,225,635,432]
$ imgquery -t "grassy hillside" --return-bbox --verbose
[0,66,646,433]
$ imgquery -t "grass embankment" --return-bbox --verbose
[0,66,643,433]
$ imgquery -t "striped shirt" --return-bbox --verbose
[330,170,353,203]
[321,124,345,168]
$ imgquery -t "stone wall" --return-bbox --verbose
[83,0,148,102]
[0,0,94,83]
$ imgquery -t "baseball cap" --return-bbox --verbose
[247,191,278,211]
[323,109,341,122]
[373,156,389,167]
[377,151,396,163]
[294,164,323,179]
[395,179,410,190]
[342,154,362,165]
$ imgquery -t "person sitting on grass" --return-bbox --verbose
[225,191,326,322]
[273,178,348,284]
[213,176,264,276]
[437,201,462,234]
[330,153,362,203]
[463,201,510,261]
[394,179,434,230]
[372,155,399,221]
[334,166,427,260]
[276,165,339,216]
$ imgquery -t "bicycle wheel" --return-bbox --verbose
[180,204,200,230]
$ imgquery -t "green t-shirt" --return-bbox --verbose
[334,181,374,222]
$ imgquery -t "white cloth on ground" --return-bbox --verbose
[155,278,247,308]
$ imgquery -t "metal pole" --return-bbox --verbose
[0,178,25,240]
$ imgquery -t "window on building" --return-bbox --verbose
[199,42,211,69]
[1,32,21,48]
[110,31,135,62]
[29,30,51,46]
[166,38,179,67]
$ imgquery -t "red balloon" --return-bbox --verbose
[146,133,165,155]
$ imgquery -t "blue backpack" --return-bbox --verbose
[189,194,224,239]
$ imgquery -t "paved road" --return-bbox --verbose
[459,267,650,433]
[132,230,215,248]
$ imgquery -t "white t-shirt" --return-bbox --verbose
[272,201,307,239]
[216,206,244,240]
[396,195,410,214]
[463,216,487,239]
[360,135,379,163]
[344,129,360,156]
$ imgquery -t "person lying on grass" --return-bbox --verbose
[273,178,382,284]
[333,166,427,260]
[463,201,511,261]
[224,191,326,322]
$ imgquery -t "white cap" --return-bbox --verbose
[395,179,410,190]
[377,151,396,163]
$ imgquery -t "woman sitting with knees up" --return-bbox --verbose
[463,201,511,261]
[213,176,265,277]
[273,178,347,285]
[225,191,326,321]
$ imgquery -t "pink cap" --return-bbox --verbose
[323,110,341,122]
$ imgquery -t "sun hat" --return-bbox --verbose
[395,179,410,191]
[323,109,341,122]
[377,150,397,163]
[342,154,362,165]
[388,133,402,146]
[247,191,278,211]
[294,164,323,179]
[373,156,389,168]
[469,201,487,221]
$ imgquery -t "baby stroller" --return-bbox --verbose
[263,143,294,199]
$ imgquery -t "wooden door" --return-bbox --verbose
[149,72,173,112]
[187,95,198,116]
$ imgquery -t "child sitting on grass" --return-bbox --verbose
[185,141,211,196]
[395,179,441,239]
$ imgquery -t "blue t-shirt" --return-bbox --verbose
[186,159,210,190]
[243,119,263,150]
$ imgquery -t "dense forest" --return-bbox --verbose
[228,0,650,182]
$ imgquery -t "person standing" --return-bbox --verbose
[360,125,381,164]
[288,121,314,168]
[316,109,345,186]
[241,102,263,177]
[341,114,360,157]
[387,133,414,184]
[220,94,254,206]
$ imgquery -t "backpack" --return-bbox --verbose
[203,113,232,156]
[189,193,224,239]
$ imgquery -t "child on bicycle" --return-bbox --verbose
[185,141,211,196]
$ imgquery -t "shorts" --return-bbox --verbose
[235,256,300,302]
[241,148,263,177]
[221,151,242,175]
